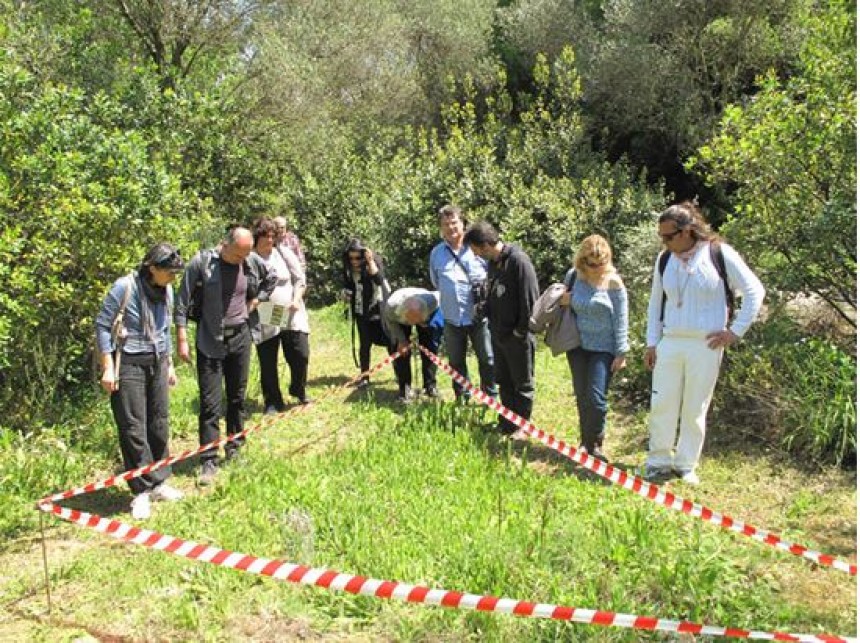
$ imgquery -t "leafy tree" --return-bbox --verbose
[0,57,210,428]
[498,0,810,198]
[287,51,664,302]
[694,0,856,326]
[103,0,271,90]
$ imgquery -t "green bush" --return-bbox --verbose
[0,63,210,429]
[291,52,665,304]
[713,313,856,468]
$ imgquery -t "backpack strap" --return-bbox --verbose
[114,273,137,336]
[658,251,670,322]
[658,242,734,322]
[709,241,735,320]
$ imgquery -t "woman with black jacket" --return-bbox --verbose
[341,238,388,387]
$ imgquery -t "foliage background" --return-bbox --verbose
[0,0,854,465]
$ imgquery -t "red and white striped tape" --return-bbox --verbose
[37,502,854,643]
[38,345,409,506]
[418,344,858,576]
[34,344,855,640]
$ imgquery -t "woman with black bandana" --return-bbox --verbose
[95,243,186,520]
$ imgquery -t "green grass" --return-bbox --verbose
[0,305,856,641]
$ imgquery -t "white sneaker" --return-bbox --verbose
[151,483,184,502]
[678,470,700,485]
[130,492,152,520]
[509,428,530,442]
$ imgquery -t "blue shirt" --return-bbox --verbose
[570,276,629,356]
[428,241,488,326]
[95,274,172,357]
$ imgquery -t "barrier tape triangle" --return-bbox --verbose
[33,344,855,639]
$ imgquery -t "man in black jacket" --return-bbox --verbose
[175,226,277,485]
[464,221,539,438]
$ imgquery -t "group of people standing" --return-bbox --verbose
[340,201,764,484]
[96,200,764,520]
[96,217,310,518]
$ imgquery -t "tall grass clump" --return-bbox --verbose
[0,406,116,540]
[713,312,856,468]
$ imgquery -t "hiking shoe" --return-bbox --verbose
[130,491,152,520]
[397,385,413,404]
[151,482,184,502]
[356,377,370,389]
[636,465,672,483]
[589,447,609,463]
[264,405,279,416]
[198,460,218,486]
[677,469,700,485]
[224,444,243,464]
[296,395,313,405]
[424,386,440,399]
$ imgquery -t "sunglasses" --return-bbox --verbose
[659,228,684,242]
[154,250,183,271]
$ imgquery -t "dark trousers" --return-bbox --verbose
[197,325,251,462]
[443,320,497,399]
[492,332,536,433]
[110,353,171,495]
[354,315,381,373]
[256,330,310,407]
[566,347,614,451]
[391,323,443,393]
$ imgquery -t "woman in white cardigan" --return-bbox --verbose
[643,201,764,485]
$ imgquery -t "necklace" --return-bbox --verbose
[676,261,694,307]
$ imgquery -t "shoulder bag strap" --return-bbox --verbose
[709,241,735,320]
[445,245,472,281]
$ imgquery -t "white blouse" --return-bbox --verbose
[646,242,764,347]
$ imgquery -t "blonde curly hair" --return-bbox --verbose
[573,234,616,274]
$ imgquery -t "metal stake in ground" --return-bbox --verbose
[39,511,52,615]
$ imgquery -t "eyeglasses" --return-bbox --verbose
[659,228,684,242]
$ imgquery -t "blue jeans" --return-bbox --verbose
[566,347,614,451]
[443,319,497,399]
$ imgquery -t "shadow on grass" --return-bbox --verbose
[58,487,130,518]
[307,374,354,388]
[53,453,203,520]
[452,407,645,487]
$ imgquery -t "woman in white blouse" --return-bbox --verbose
[643,201,764,485]
[251,217,311,412]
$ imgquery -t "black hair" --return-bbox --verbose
[463,220,499,247]
[141,243,184,272]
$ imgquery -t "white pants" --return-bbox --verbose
[646,331,723,472]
